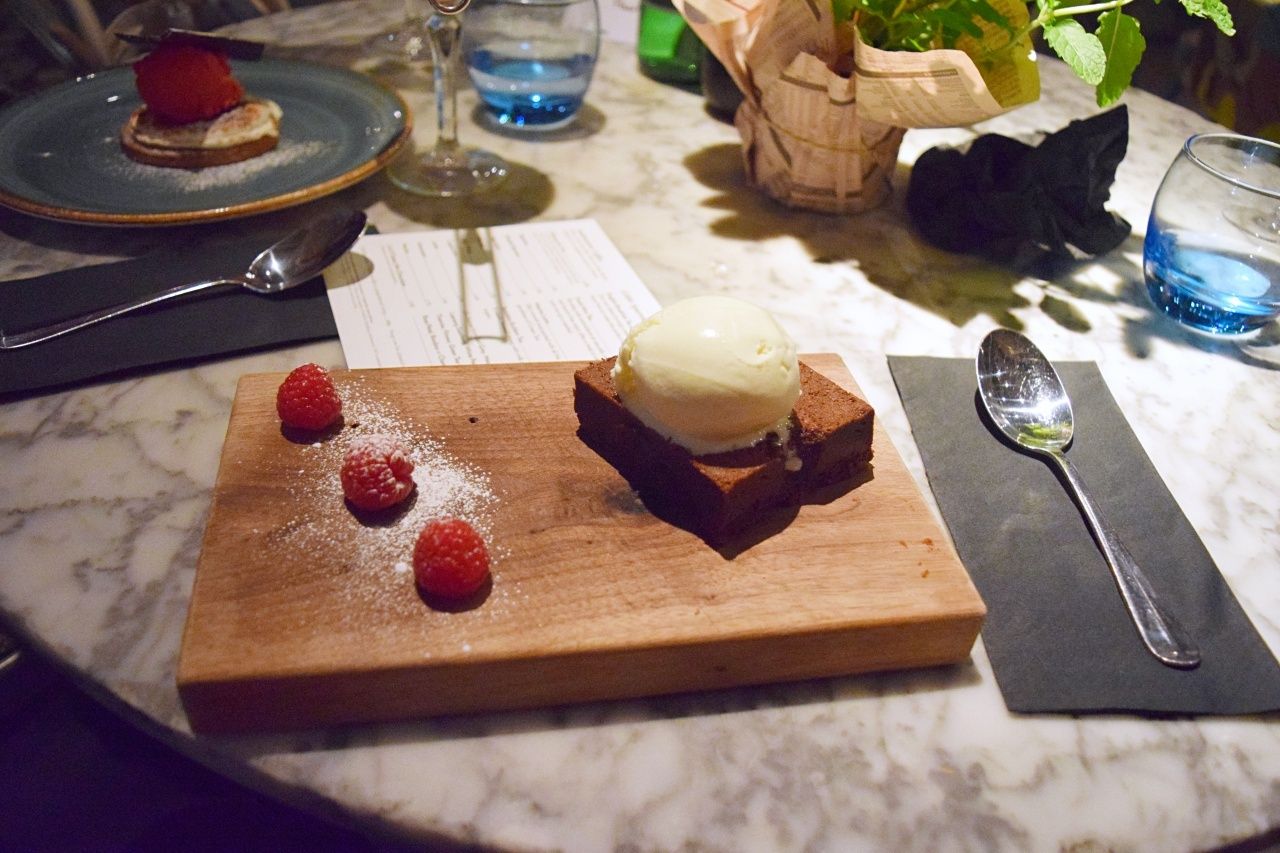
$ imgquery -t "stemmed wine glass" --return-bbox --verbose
[387,0,509,197]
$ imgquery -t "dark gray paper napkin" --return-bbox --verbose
[889,355,1280,715]
[0,233,338,399]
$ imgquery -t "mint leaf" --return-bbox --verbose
[1178,0,1235,35]
[971,1,1010,26]
[934,7,986,39]
[1095,10,1145,106]
[1043,18,1106,85]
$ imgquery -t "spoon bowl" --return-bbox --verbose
[976,329,1200,669]
[977,329,1075,452]
[0,208,367,349]
[244,209,368,293]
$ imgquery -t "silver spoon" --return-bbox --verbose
[0,208,367,350]
[976,329,1200,669]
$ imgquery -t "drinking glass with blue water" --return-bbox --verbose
[1143,133,1280,336]
[462,0,600,131]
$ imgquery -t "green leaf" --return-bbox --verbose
[1043,18,1106,85]
[880,16,937,51]
[965,0,1011,26]
[1095,10,1145,106]
[934,7,986,39]
[858,0,896,16]
[1178,0,1235,35]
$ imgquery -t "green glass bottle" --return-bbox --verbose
[701,47,742,119]
[637,0,702,85]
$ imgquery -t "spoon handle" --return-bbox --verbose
[1049,450,1201,669]
[0,278,239,350]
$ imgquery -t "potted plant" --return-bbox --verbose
[675,0,1235,212]
[842,0,1235,107]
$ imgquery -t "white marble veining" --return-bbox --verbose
[2,7,1279,850]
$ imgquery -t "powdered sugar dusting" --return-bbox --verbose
[107,139,334,193]
[268,375,513,628]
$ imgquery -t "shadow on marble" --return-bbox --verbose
[1114,279,1280,371]
[220,659,984,761]
[683,143,1139,337]
[380,160,553,229]
[1232,325,1280,370]
[468,102,606,142]
[683,144,1033,331]
[683,144,1280,372]
[1049,233,1280,369]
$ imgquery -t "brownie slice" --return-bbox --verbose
[573,357,874,541]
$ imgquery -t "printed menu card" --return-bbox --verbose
[323,219,660,368]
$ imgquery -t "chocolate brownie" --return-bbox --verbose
[573,357,874,541]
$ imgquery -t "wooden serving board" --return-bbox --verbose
[178,355,984,732]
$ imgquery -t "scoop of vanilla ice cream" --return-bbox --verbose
[611,296,801,455]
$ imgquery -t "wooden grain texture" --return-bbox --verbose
[177,355,985,732]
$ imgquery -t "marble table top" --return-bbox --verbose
[2,4,1278,849]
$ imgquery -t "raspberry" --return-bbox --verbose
[276,363,343,431]
[133,43,244,123]
[340,434,415,512]
[413,518,490,600]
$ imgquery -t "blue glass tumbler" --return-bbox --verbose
[1143,133,1280,335]
[462,0,601,131]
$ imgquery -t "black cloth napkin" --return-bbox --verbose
[0,233,338,399]
[906,106,1131,263]
[889,355,1280,715]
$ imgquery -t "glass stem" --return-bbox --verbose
[427,13,463,154]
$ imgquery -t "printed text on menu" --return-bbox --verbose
[323,219,660,368]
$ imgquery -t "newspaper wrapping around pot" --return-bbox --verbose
[674,0,1039,214]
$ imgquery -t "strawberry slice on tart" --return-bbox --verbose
[120,41,282,168]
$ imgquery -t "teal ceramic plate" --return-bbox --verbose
[0,60,411,225]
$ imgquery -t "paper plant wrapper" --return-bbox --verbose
[675,0,1039,213]
[853,30,1040,129]
[736,52,906,213]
